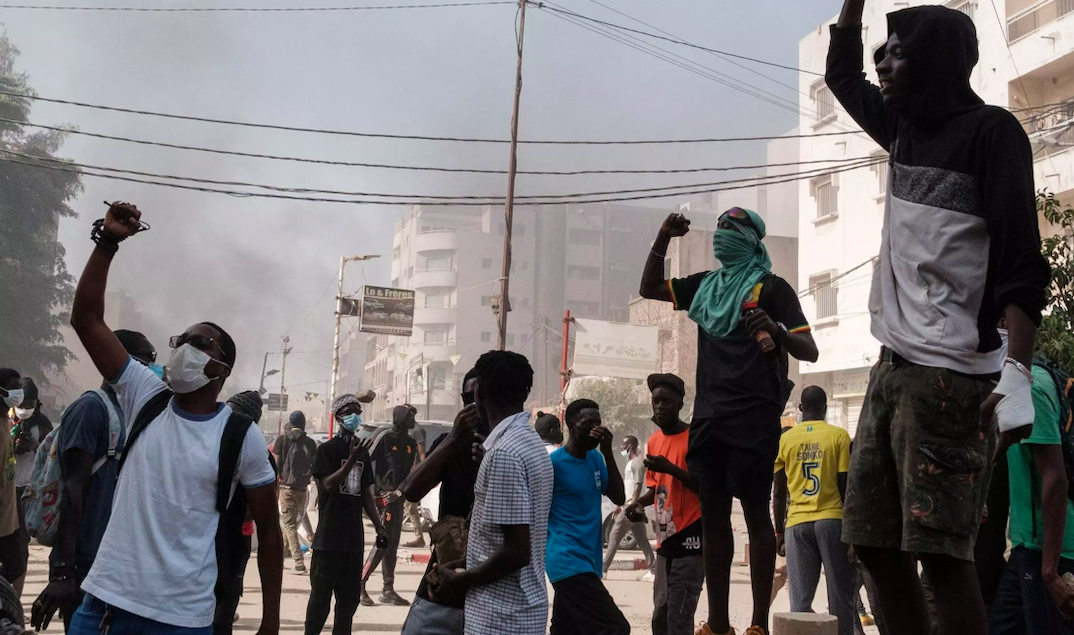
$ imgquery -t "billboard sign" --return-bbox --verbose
[572,319,659,380]
[359,286,415,336]
[267,393,289,412]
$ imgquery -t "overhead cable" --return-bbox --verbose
[0,89,863,145]
[1,115,877,175]
[0,1,512,11]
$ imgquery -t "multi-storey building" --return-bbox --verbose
[796,0,1074,435]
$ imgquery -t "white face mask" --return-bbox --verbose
[619,449,630,457]
[2,389,24,409]
[164,344,226,395]
[14,407,34,420]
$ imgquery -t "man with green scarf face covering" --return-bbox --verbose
[640,209,818,635]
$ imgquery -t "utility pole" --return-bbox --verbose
[277,334,291,437]
[329,254,381,419]
[496,0,528,350]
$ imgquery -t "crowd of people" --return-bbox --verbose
[1,1,1074,634]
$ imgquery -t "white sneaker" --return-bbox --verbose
[640,570,655,582]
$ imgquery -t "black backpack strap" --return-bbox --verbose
[217,412,255,513]
[117,389,173,474]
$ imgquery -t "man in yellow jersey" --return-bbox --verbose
[773,387,861,635]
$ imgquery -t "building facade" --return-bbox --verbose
[796,0,1074,435]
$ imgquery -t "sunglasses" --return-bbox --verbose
[718,208,756,233]
[169,333,219,353]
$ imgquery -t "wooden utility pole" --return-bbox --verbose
[277,334,290,437]
[497,0,528,350]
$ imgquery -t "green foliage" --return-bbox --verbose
[0,34,82,384]
[1036,191,1074,374]
[569,377,650,433]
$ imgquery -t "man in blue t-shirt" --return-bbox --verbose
[547,399,628,635]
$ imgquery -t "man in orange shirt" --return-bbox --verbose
[625,374,703,635]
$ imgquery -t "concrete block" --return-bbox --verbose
[772,613,838,635]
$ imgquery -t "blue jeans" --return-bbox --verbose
[68,595,213,635]
[989,547,1074,635]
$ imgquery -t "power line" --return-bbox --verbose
[2,114,878,175]
[0,1,512,11]
[0,151,883,205]
[798,256,878,298]
[537,2,822,77]
[0,89,863,145]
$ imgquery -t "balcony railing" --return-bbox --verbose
[1025,99,1074,150]
[1008,0,1074,42]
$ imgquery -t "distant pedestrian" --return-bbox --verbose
[0,368,27,596]
[404,405,427,549]
[304,394,387,635]
[772,387,861,635]
[30,331,157,632]
[547,399,629,635]
[536,412,563,454]
[827,2,1050,634]
[426,351,553,635]
[640,208,817,635]
[603,435,655,579]
[274,410,318,574]
[361,405,418,607]
[11,377,52,576]
[399,368,488,635]
[629,373,704,635]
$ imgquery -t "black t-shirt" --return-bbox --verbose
[415,430,486,608]
[311,435,373,553]
[371,430,418,492]
[670,273,809,423]
[273,432,318,489]
[657,519,703,559]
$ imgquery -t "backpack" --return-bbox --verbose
[117,390,258,584]
[1030,357,1074,503]
[23,389,123,547]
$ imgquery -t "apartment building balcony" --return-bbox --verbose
[414,229,458,254]
[413,306,458,325]
[1008,0,1074,73]
[1025,98,1074,151]
[411,268,456,289]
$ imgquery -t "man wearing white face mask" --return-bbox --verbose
[66,202,283,635]
[603,435,655,578]
[0,368,28,595]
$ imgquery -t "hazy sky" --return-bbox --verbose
[2,0,843,398]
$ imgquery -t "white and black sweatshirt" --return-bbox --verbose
[825,12,1049,376]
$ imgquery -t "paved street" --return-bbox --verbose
[19,510,880,634]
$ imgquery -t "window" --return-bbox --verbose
[953,1,974,21]
[481,332,491,342]
[424,293,445,309]
[481,258,492,270]
[392,246,401,260]
[812,175,837,219]
[567,265,601,280]
[810,272,838,320]
[424,330,447,345]
[812,83,836,121]
[407,265,414,279]
[424,256,452,271]
[872,154,890,195]
[566,300,600,317]
[506,333,516,347]
[569,228,601,246]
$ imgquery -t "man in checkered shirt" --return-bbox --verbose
[427,351,554,635]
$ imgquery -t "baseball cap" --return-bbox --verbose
[647,373,685,397]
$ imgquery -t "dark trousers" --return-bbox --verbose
[362,498,404,591]
[214,535,252,635]
[989,547,1074,635]
[550,573,630,635]
[653,554,704,635]
[305,550,365,635]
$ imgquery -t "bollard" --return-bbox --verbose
[772,613,838,635]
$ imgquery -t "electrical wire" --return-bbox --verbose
[0,1,513,11]
[0,146,881,202]
[0,89,863,145]
[798,256,878,298]
[539,1,822,77]
[0,116,876,176]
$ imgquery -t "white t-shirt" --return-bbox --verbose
[81,358,276,628]
[624,456,646,500]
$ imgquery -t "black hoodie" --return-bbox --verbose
[825,7,1049,375]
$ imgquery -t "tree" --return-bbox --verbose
[569,377,650,434]
[1037,190,1074,373]
[0,34,82,384]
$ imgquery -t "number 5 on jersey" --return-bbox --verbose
[801,461,820,496]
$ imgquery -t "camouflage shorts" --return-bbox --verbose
[842,354,997,561]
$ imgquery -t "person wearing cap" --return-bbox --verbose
[273,410,318,574]
[624,373,704,635]
[30,330,158,631]
[535,412,564,454]
[12,378,53,548]
[305,394,387,635]
[640,210,817,635]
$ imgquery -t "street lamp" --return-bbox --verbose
[258,352,280,396]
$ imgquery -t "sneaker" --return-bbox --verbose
[403,537,426,549]
[639,570,656,582]
[379,589,411,606]
[294,562,308,574]
[860,614,876,627]
[695,624,735,635]
[360,589,375,607]
[743,627,768,635]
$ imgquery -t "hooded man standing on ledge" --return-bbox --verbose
[640,207,817,635]
[825,3,1049,635]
